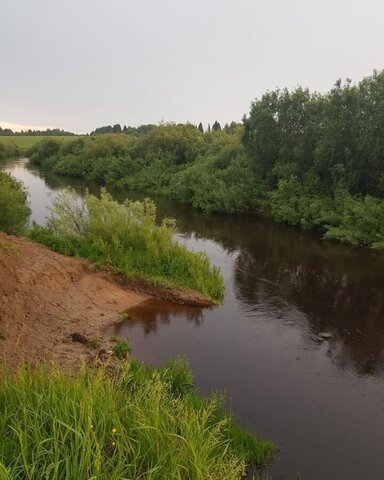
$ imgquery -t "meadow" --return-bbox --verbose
[0,135,84,152]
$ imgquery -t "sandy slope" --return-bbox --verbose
[0,233,152,371]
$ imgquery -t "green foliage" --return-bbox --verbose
[0,135,80,153]
[24,71,384,248]
[26,138,63,167]
[269,176,336,230]
[0,127,75,137]
[170,149,263,213]
[0,360,274,479]
[89,338,101,349]
[243,71,384,198]
[111,338,131,359]
[29,188,224,302]
[0,142,19,160]
[0,172,30,235]
[324,191,384,248]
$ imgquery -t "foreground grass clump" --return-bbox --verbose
[28,188,224,302]
[0,360,274,479]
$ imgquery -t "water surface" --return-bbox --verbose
[5,158,384,479]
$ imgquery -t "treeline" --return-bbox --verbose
[90,124,155,135]
[27,70,384,248]
[89,120,226,135]
[0,127,75,136]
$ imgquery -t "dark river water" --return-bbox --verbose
[4,158,384,479]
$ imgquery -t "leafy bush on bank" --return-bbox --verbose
[0,142,19,161]
[0,172,30,235]
[28,188,224,302]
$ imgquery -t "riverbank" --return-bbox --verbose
[0,231,275,478]
[0,232,211,372]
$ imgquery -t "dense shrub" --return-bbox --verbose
[29,188,224,302]
[0,142,19,161]
[0,172,29,235]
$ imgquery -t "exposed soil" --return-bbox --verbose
[0,233,209,372]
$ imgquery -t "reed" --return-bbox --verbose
[0,359,274,479]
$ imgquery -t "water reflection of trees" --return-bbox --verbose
[32,164,101,196]
[117,300,205,335]
[143,196,384,377]
[233,241,384,377]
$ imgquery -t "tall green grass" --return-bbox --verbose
[0,359,274,479]
[28,188,224,302]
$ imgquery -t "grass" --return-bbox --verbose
[89,338,101,349]
[111,337,131,359]
[28,188,225,303]
[0,136,85,153]
[0,359,274,479]
[0,239,19,256]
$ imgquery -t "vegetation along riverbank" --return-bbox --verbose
[25,70,384,249]
[0,164,273,478]
[0,360,274,479]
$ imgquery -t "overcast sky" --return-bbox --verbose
[1,0,383,133]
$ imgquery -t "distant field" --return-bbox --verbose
[0,136,84,152]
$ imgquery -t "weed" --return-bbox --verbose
[89,338,101,349]
[112,338,131,359]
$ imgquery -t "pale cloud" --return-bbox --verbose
[0,120,56,133]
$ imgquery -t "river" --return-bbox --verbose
[4,158,384,479]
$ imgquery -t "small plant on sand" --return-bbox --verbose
[111,338,131,359]
[89,338,101,349]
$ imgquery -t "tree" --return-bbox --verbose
[212,121,221,132]
[198,122,204,133]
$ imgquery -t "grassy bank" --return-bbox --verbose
[0,359,274,479]
[0,136,84,153]
[28,188,224,303]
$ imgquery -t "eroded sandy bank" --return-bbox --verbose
[0,233,209,371]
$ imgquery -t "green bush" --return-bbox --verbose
[111,337,131,359]
[324,190,384,247]
[0,172,30,235]
[29,188,224,302]
[0,142,19,160]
